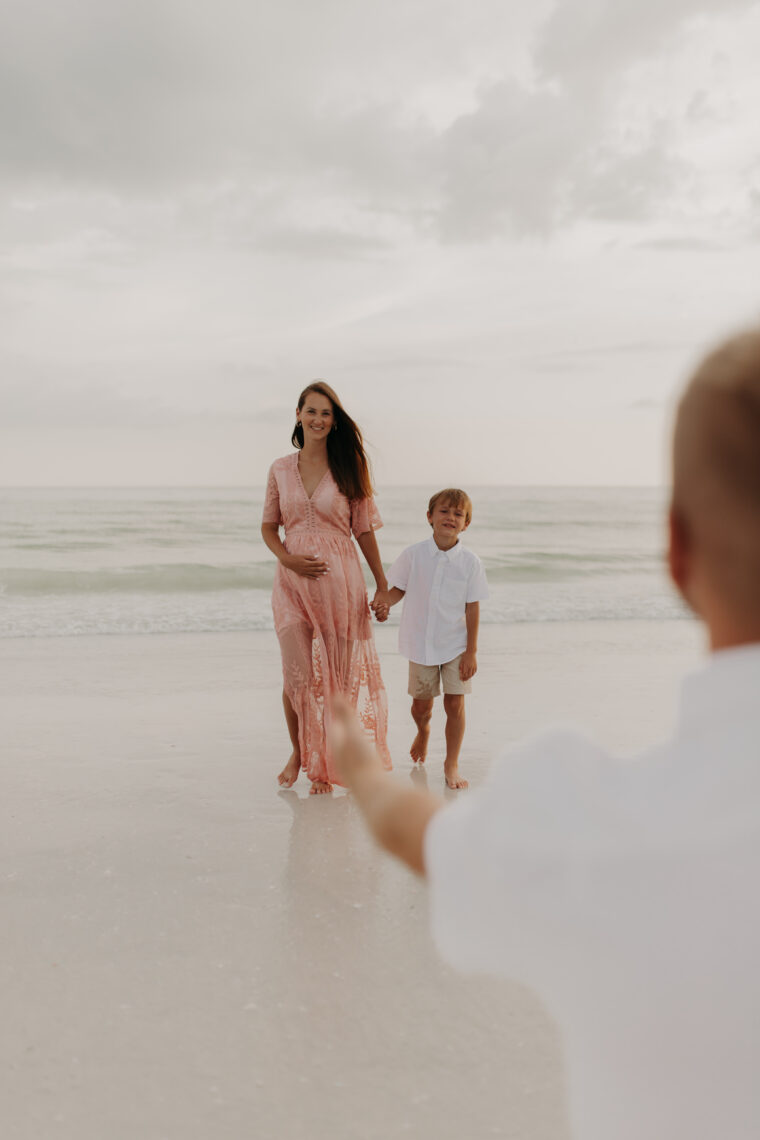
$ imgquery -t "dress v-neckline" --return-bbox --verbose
[295,454,330,501]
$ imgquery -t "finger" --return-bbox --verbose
[329,711,348,753]
[331,693,354,721]
[329,697,356,751]
[331,697,366,745]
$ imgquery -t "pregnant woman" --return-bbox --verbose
[261,381,392,794]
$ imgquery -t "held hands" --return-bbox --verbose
[371,586,403,622]
[285,553,329,578]
[371,588,390,622]
[459,651,477,681]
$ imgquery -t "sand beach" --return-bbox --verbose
[1,619,702,1139]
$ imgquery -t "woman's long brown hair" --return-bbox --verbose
[291,381,374,500]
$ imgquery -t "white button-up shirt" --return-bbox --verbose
[425,644,760,1140]
[387,537,489,666]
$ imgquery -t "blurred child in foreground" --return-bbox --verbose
[331,328,760,1140]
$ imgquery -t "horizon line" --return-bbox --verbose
[0,481,668,491]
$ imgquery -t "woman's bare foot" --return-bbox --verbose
[277,752,301,788]
[410,727,430,764]
[309,779,333,795]
[444,761,468,790]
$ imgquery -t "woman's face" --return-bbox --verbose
[297,391,334,441]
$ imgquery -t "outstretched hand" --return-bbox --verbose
[330,696,442,876]
[329,695,384,787]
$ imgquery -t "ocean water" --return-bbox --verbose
[0,486,687,639]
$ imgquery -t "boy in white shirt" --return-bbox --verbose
[331,328,760,1139]
[375,488,489,790]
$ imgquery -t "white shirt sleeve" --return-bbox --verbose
[466,555,489,603]
[387,545,413,591]
[424,729,608,989]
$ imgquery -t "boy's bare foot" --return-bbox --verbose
[444,761,468,790]
[410,727,430,764]
[278,752,301,788]
[309,779,333,795]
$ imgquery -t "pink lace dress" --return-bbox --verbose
[262,453,392,785]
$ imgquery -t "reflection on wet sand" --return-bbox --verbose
[256,784,569,1140]
[278,789,382,973]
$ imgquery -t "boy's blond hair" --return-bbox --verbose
[673,327,760,618]
[428,488,473,526]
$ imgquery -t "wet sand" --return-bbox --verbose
[1,620,702,1139]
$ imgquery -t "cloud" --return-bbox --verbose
[254,226,391,260]
[634,236,725,251]
[0,371,293,431]
[570,135,689,222]
[535,0,754,88]
[437,82,688,235]
[0,1,501,195]
[435,0,760,237]
[2,0,758,249]
[0,2,208,187]
[629,397,666,409]
[537,339,685,361]
[439,82,590,236]
[1,377,178,430]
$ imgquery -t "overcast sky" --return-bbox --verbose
[2,0,759,487]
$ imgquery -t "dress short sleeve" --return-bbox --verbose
[349,496,382,538]
[261,465,282,526]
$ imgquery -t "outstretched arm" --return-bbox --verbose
[330,697,444,875]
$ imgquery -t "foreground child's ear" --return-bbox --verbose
[667,506,692,609]
[427,511,434,527]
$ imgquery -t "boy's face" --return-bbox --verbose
[427,499,470,545]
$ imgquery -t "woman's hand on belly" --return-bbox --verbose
[283,552,330,578]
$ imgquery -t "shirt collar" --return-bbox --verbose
[677,643,760,735]
[427,535,463,560]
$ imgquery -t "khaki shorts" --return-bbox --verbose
[408,654,472,699]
